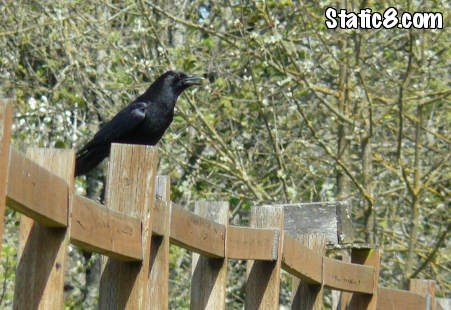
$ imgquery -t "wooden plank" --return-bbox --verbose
[191,201,229,309]
[7,148,68,227]
[323,257,374,294]
[14,148,75,310]
[227,226,277,260]
[70,194,142,261]
[341,249,380,309]
[98,143,157,310]
[291,234,326,310]
[170,204,226,258]
[0,100,13,256]
[410,279,436,310]
[336,200,354,243]
[332,249,351,309]
[377,287,428,310]
[282,234,322,284]
[152,199,168,236]
[281,202,339,244]
[148,175,171,310]
[245,205,284,310]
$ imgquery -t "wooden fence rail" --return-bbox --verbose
[0,100,444,309]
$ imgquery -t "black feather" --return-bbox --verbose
[75,71,206,176]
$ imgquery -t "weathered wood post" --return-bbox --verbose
[282,202,340,310]
[410,279,437,310]
[0,100,12,256]
[245,205,284,310]
[14,148,75,310]
[148,175,172,309]
[291,234,326,310]
[333,200,354,310]
[98,143,157,310]
[340,248,380,310]
[191,201,229,309]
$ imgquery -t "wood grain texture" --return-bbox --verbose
[227,226,277,260]
[191,201,229,310]
[341,249,380,310]
[14,148,75,310]
[290,234,326,310]
[0,100,13,256]
[280,202,339,244]
[170,204,226,258]
[410,279,436,310]
[7,148,68,227]
[98,143,157,310]
[71,194,142,261]
[148,175,171,309]
[377,287,428,310]
[332,249,351,309]
[323,256,375,294]
[335,200,353,243]
[282,234,323,284]
[153,199,169,236]
[245,205,284,310]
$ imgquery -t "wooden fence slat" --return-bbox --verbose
[0,100,13,256]
[322,256,375,294]
[153,199,169,236]
[70,194,142,261]
[291,234,326,310]
[245,205,284,310]
[170,204,226,258]
[339,249,380,310]
[13,148,75,310]
[282,202,340,244]
[191,201,229,309]
[410,279,436,310]
[282,234,323,285]
[377,287,428,310]
[7,148,68,227]
[148,175,171,309]
[98,143,157,310]
[227,226,277,261]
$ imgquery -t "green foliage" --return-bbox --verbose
[0,210,19,310]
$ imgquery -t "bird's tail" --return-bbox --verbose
[74,146,109,176]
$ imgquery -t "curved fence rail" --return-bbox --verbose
[0,100,443,309]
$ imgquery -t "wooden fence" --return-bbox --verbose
[0,100,445,309]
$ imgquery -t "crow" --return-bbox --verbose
[75,71,206,176]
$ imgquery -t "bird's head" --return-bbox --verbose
[161,71,207,95]
[140,71,207,106]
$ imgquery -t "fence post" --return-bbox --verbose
[410,279,436,310]
[148,175,171,309]
[191,201,229,309]
[334,200,353,310]
[291,234,326,310]
[14,148,75,310]
[0,100,13,256]
[245,205,284,310]
[340,248,380,310]
[98,143,157,310]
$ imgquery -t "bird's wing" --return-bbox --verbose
[76,101,148,157]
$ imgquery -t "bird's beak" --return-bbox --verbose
[183,75,208,86]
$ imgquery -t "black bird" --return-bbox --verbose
[75,71,206,176]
